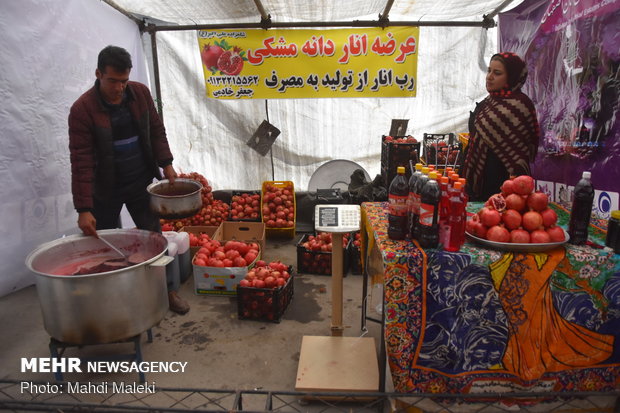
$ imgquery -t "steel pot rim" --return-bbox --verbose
[25,228,168,279]
[146,178,202,199]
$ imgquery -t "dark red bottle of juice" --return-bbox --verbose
[388,166,409,240]
[418,171,441,248]
[411,167,430,240]
[407,163,423,238]
[446,181,466,252]
[568,171,594,245]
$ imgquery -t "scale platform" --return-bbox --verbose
[295,335,379,392]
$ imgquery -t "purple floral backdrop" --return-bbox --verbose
[499,0,619,219]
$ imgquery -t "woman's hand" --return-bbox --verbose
[163,164,178,184]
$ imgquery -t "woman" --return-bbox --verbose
[462,52,540,201]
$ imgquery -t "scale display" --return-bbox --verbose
[314,204,360,233]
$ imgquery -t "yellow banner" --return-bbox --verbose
[197,27,419,99]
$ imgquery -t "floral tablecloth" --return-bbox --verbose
[361,202,620,396]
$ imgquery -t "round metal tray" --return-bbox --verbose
[307,159,371,192]
[465,229,569,252]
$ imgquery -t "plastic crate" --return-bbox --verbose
[380,135,421,188]
[228,190,261,222]
[421,133,463,170]
[237,271,294,323]
[261,181,296,239]
[348,231,362,275]
[296,233,350,276]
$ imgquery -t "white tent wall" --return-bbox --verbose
[152,26,496,190]
[0,1,147,296]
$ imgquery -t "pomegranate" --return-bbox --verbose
[522,211,543,232]
[502,209,522,230]
[488,193,507,212]
[513,175,535,195]
[505,193,526,212]
[527,191,549,212]
[501,179,515,195]
[479,207,501,227]
[465,215,479,234]
[510,229,531,243]
[530,229,551,243]
[201,43,224,70]
[486,225,510,243]
[472,222,488,239]
[217,47,244,75]
[547,226,566,242]
[540,208,558,228]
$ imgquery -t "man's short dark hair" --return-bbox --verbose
[97,45,133,73]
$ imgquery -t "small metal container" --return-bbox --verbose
[147,178,203,219]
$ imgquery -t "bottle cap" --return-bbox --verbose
[612,210,620,220]
[459,178,466,186]
[397,166,405,174]
[451,174,460,182]
[415,163,423,170]
[583,171,591,180]
[454,181,462,190]
[441,177,449,184]
[429,171,438,180]
[422,167,430,174]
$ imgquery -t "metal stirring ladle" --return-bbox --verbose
[96,233,127,260]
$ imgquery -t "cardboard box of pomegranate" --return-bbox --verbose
[192,249,259,296]
[179,225,219,257]
[213,221,265,253]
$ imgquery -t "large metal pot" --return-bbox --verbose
[25,229,171,345]
[147,178,202,219]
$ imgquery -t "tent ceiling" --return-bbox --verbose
[107,0,519,28]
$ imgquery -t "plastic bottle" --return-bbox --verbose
[387,166,409,240]
[418,171,441,248]
[568,171,595,245]
[411,167,430,240]
[446,181,466,252]
[438,176,451,247]
[407,163,423,238]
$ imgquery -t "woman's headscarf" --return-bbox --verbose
[462,52,540,200]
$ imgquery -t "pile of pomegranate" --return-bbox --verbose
[383,135,418,143]
[466,175,565,244]
[192,238,260,268]
[230,192,261,221]
[239,260,291,289]
[298,232,350,275]
[261,183,295,228]
[161,172,230,230]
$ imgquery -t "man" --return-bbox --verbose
[68,45,190,315]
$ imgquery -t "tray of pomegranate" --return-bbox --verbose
[465,175,569,252]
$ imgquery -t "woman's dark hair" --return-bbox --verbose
[97,45,133,73]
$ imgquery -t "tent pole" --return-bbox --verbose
[153,18,494,32]
[102,0,145,27]
[252,0,271,27]
[485,0,519,20]
[148,26,164,120]
[379,0,395,23]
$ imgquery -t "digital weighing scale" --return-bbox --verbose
[295,205,379,393]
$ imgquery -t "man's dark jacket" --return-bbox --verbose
[68,80,173,212]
